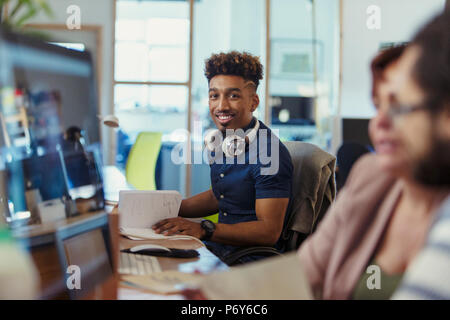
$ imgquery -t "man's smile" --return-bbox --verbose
[216,113,235,125]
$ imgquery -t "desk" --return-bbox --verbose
[103,167,228,299]
[11,166,226,300]
[13,208,227,300]
[117,234,228,299]
[12,209,119,299]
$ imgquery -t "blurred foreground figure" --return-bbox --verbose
[392,11,450,300]
[297,11,450,299]
[0,225,39,299]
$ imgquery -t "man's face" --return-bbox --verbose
[390,45,450,186]
[208,75,259,131]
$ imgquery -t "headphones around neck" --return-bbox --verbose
[204,118,260,158]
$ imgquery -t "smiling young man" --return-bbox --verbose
[152,51,293,264]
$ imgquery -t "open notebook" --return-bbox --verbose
[119,227,204,246]
[118,190,204,246]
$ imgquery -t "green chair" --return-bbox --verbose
[125,132,162,190]
[202,186,218,223]
[204,213,218,223]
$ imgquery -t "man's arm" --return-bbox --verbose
[153,197,289,247]
[210,197,289,246]
[178,189,219,218]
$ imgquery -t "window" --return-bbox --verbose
[114,0,190,196]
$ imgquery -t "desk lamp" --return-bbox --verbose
[99,115,119,128]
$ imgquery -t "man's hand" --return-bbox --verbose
[182,288,208,300]
[152,217,206,239]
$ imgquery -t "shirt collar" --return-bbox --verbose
[242,117,257,132]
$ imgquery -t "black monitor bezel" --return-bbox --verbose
[0,26,94,64]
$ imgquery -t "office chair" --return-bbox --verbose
[125,132,162,190]
[203,213,219,223]
[222,141,336,266]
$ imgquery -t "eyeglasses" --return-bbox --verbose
[387,103,429,120]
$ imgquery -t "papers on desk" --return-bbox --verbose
[197,252,313,300]
[119,227,205,246]
[118,287,184,300]
[119,190,182,228]
[118,190,204,245]
[122,271,202,295]
[121,253,313,298]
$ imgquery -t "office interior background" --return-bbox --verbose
[0,0,447,211]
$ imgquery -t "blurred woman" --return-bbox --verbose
[297,14,450,299]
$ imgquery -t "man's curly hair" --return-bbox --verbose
[204,51,264,89]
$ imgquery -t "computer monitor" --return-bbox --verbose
[270,96,315,125]
[54,212,114,299]
[64,150,104,200]
[0,27,104,221]
[342,118,374,149]
[5,149,104,216]
[0,28,100,150]
[6,152,68,213]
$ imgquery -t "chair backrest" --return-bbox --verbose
[125,132,162,190]
[281,141,336,252]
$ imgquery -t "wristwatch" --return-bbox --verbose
[200,220,216,240]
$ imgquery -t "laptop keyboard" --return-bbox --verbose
[119,252,162,275]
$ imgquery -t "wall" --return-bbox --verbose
[340,0,446,119]
[27,0,115,164]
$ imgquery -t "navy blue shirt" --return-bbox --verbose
[204,118,293,261]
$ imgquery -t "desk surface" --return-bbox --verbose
[118,236,228,299]
[11,209,112,247]
[103,166,228,298]
[11,165,226,299]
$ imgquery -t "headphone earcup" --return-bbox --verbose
[204,119,260,157]
[222,135,246,157]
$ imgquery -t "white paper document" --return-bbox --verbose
[121,270,202,294]
[119,227,205,245]
[197,252,313,300]
[119,190,182,229]
[118,190,204,245]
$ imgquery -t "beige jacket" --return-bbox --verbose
[297,154,401,299]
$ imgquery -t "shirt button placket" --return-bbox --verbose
[220,172,226,217]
